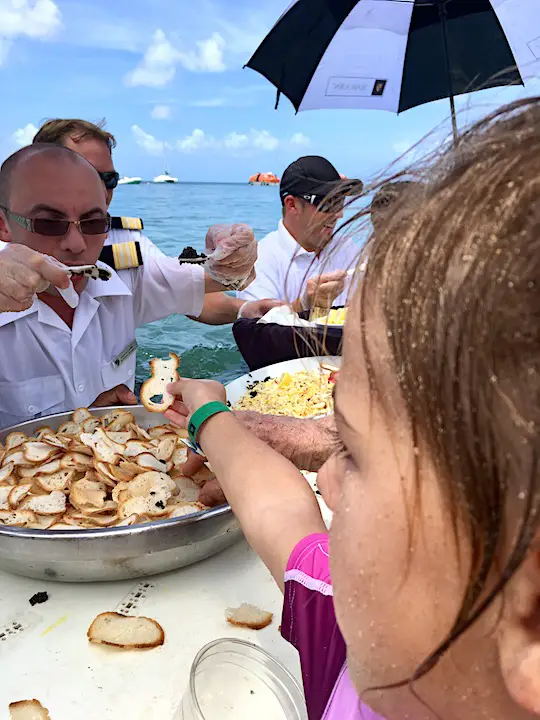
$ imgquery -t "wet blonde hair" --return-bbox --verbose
[341,97,540,681]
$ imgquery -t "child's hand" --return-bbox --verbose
[164,378,226,429]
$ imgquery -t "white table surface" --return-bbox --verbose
[0,474,330,720]
[0,538,301,720]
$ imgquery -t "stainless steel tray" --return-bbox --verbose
[0,406,241,583]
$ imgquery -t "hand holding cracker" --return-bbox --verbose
[140,353,180,413]
[204,223,257,290]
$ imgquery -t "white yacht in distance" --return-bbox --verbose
[153,171,178,184]
[118,176,142,185]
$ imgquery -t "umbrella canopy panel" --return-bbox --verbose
[246,0,540,114]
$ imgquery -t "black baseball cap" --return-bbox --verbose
[280,155,362,201]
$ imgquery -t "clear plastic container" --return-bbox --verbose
[177,638,308,720]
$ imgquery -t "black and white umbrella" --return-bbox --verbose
[246,0,540,141]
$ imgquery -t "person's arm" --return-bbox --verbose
[180,413,336,479]
[166,379,326,590]
[236,412,336,471]
[189,295,285,326]
[130,232,256,326]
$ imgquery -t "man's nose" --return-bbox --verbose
[60,222,87,254]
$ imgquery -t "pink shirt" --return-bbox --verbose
[281,534,386,720]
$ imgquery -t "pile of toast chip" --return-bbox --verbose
[0,408,210,530]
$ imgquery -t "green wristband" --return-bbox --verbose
[188,401,231,448]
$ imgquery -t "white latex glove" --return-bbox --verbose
[0,244,71,312]
[204,224,257,290]
[299,270,348,311]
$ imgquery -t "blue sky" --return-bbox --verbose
[2,0,539,183]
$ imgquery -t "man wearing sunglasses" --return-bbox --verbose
[238,156,362,312]
[0,143,258,429]
[32,119,278,332]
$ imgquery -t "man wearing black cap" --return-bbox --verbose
[238,156,361,312]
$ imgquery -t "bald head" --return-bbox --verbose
[0,142,109,271]
[0,143,101,208]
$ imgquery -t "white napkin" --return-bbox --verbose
[257,305,314,328]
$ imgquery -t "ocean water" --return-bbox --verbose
[109,182,282,388]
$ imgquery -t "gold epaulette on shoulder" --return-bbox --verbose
[99,241,143,270]
[110,216,144,231]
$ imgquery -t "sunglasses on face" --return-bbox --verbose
[297,194,344,214]
[98,171,120,190]
[0,207,111,237]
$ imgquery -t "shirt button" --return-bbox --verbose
[78,384,84,393]
[128,370,133,377]
[28,405,36,414]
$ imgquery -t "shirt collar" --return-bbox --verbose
[0,262,131,328]
[277,220,313,259]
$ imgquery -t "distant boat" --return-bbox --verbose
[249,172,280,186]
[118,176,142,185]
[153,171,178,184]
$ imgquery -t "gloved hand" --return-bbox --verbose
[204,224,257,290]
[299,270,348,311]
[0,244,70,312]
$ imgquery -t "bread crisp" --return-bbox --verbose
[87,612,165,649]
[9,699,51,719]
[140,353,180,413]
[225,603,273,630]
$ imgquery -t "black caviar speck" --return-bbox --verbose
[150,491,156,496]
[155,500,166,510]
[249,391,258,398]
[179,246,207,262]
[29,591,49,606]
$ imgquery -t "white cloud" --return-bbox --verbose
[177,129,214,153]
[224,132,249,151]
[12,122,39,147]
[179,32,225,73]
[174,128,310,154]
[0,0,61,65]
[290,132,310,148]
[0,0,61,39]
[151,104,172,120]
[132,125,167,155]
[125,28,226,88]
[125,30,181,88]
[251,130,279,152]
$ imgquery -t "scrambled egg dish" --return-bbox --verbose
[314,308,348,326]
[234,369,335,418]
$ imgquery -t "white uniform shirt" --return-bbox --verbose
[0,229,204,430]
[237,220,359,306]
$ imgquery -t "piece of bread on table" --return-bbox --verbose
[9,699,51,719]
[140,353,180,413]
[225,603,273,630]
[87,611,165,649]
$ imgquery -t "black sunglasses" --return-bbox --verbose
[296,194,344,214]
[98,171,120,190]
[0,208,111,237]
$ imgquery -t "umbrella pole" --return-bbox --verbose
[439,0,459,144]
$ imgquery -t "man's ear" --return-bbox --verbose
[0,212,12,243]
[498,544,540,714]
[283,195,298,217]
